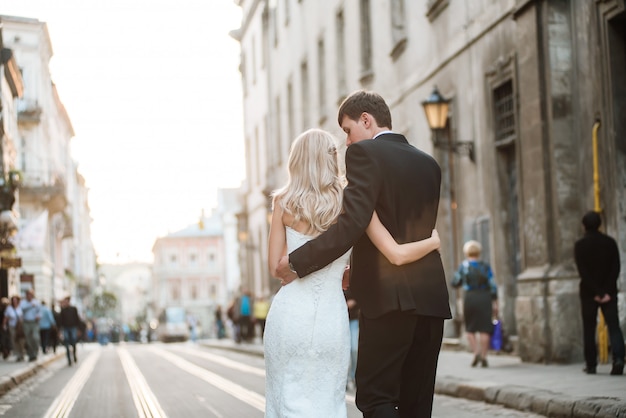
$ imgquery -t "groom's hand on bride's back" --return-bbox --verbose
[275,255,298,285]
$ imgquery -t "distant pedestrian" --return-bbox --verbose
[50,306,61,353]
[38,301,56,354]
[253,295,270,339]
[59,296,81,366]
[20,289,42,362]
[0,297,11,359]
[574,211,624,375]
[227,297,241,343]
[452,240,498,368]
[238,289,254,342]
[344,282,360,392]
[3,295,25,361]
[214,305,226,339]
[187,314,198,343]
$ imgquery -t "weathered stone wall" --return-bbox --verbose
[516,271,583,363]
[514,0,626,363]
[513,0,583,363]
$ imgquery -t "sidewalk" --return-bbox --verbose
[200,338,626,418]
[1,339,624,417]
[0,350,65,397]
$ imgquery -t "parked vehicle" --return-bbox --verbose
[156,307,189,342]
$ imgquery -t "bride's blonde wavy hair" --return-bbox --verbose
[272,129,344,235]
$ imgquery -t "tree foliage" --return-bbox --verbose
[92,291,117,318]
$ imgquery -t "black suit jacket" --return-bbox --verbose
[290,133,452,319]
[574,230,621,298]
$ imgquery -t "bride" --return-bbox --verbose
[265,128,439,418]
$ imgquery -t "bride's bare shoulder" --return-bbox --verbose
[281,211,295,228]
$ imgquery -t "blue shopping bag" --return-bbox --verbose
[490,318,503,351]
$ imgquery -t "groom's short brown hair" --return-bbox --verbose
[338,90,392,129]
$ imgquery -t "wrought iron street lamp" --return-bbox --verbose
[422,86,450,130]
[422,86,470,336]
[421,86,475,162]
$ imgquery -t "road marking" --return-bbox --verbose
[169,344,356,405]
[169,345,265,377]
[194,394,224,418]
[43,349,101,418]
[149,346,265,412]
[118,347,168,418]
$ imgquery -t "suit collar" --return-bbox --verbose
[373,130,394,139]
[375,132,408,143]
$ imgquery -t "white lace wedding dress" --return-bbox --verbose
[264,227,352,418]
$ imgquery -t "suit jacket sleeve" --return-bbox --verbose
[607,238,621,294]
[289,142,381,277]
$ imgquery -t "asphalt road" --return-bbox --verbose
[0,342,543,417]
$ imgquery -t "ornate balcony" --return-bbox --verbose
[18,171,67,214]
[17,98,43,125]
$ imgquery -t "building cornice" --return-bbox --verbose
[229,0,263,43]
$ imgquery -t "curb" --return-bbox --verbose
[0,352,65,397]
[435,377,626,418]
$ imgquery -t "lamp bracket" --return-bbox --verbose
[432,138,475,162]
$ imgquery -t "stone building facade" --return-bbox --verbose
[512,0,625,363]
[151,211,228,337]
[0,15,97,308]
[232,0,626,363]
[0,25,24,299]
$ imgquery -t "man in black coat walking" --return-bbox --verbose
[574,211,624,375]
[59,296,81,366]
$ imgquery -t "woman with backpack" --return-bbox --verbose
[452,240,498,368]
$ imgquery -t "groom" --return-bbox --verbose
[276,90,451,417]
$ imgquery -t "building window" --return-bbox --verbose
[317,38,326,123]
[272,5,279,47]
[252,35,257,85]
[189,253,197,264]
[426,0,449,22]
[262,6,269,69]
[276,95,283,164]
[240,52,247,96]
[390,0,407,60]
[169,254,177,265]
[335,10,347,99]
[170,279,181,301]
[264,114,272,170]
[359,0,373,81]
[245,135,252,181]
[190,279,199,300]
[20,136,28,173]
[284,0,290,25]
[287,81,295,144]
[473,216,491,265]
[301,60,310,128]
[254,126,261,185]
[493,80,516,146]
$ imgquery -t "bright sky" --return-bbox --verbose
[0,0,245,264]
